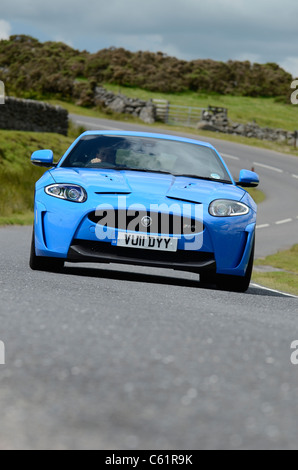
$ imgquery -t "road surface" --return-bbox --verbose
[0,226,297,450]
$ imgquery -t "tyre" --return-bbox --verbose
[216,239,255,293]
[29,230,64,272]
[200,272,217,285]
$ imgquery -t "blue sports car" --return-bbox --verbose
[30,131,259,292]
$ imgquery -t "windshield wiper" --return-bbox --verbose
[95,167,231,183]
[174,174,232,184]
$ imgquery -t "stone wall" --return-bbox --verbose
[0,97,68,135]
[197,108,297,146]
[94,87,156,124]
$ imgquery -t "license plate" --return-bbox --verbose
[116,234,178,252]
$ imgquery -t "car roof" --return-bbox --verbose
[79,130,217,150]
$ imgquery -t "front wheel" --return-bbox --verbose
[29,230,64,272]
[200,272,217,285]
[216,239,255,293]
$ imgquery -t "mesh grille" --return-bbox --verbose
[88,209,203,235]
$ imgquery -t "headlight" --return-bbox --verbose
[45,184,87,203]
[209,199,249,217]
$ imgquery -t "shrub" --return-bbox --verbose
[0,35,293,101]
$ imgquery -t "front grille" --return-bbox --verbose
[88,209,203,235]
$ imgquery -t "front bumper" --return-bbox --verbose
[34,189,256,276]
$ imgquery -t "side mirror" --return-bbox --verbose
[237,169,259,188]
[31,149,56,168]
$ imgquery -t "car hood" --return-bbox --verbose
[50,168,245,205]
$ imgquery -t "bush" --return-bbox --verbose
[0,35,293,102]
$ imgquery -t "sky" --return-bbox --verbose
[1,0,298,77]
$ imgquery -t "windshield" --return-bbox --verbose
[60,135,232,183]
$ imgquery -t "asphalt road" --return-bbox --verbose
[70,113,298,258]
[0,226,298,450]
[0,117,297,450]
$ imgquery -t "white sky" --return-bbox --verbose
[1,0,298,77]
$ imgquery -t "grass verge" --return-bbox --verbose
[0,212,34,226]
[0,130,73,225]
[247,188,265,205]
[253,245,298,296]
[103,84,298,132]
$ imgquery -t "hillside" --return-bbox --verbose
[0,35,293,103]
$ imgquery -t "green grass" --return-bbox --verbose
[247,188,266,205]
[253,271,298,296]
[0,130,73,224]
[103,84,298,132]
[0,212,34,226]
[253,245,298,296]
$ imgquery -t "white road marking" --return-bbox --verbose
[221,153,240,161]
[275,218,293,225]
[257,218,298,229]
[292,174,298,179]
[251,283,298,299]
[253,162,283,173]
[74,119,123,131]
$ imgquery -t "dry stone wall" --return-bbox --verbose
[0,97,68,135]
[197,108,297,146]
[94,87,156,124]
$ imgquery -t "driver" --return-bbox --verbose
[90,147,117,165]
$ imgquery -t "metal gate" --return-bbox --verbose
[153,99,204,127]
